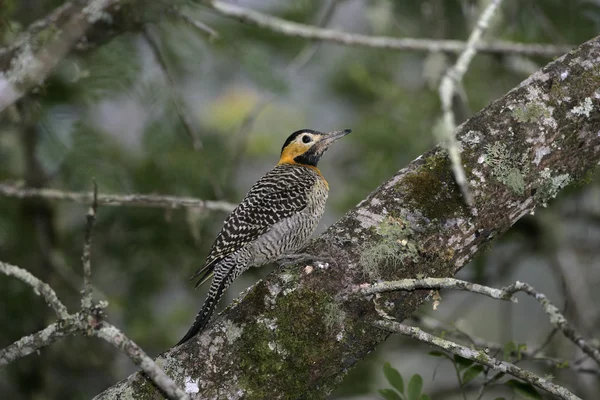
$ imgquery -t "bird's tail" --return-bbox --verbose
[176,268,234,346]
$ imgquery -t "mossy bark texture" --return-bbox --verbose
[94,35,599,399]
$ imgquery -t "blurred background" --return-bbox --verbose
[1,0,600,399]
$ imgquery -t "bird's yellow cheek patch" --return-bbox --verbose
[278,142,309,165]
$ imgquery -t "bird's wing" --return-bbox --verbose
[192,166,316,287]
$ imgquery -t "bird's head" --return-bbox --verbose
[278,128,352,167]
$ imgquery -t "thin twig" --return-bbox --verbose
[412,314,599,376]
[171,8,219,40]
[81,181,98,309]
[0,183,236,212]
[143,25,203,150]
[503,281,600,367]
[0,261,68,319]
[438,0,504,207]
[374,320,582,400]
[200,0,572,57]
[94,323,190,400]
[362,277,600,368]
[358,277,518,302]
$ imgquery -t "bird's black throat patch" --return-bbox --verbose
[294,146,322,167]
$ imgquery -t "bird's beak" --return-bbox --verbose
[316,129,352,152]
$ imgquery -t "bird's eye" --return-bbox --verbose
[302,135,312,143]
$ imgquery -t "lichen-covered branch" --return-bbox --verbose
[0,319,78,367]
[439,0,504,207]
[503,282,600,366]
[374,320,581,400]
[0,183,235,212]
[0,186,189,399]
[94,324,190,400]
[0,261,68,319]
[95,34,600,400]
[81,182,98,309]
[357,277,517,303]
[364,278,600,368]
[0,0,124,112]
[201,0,572,57]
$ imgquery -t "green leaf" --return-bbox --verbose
[427,351,446,357]
[453,355,474,370]
[506,380,542,400]
[419,395,431,400]
[504,341,517,360]
[383,362,404,394]
[494,398,507,400]
[517,343,528,360]
[462,365,484,385]
[378,389,403,400]
[407,374,423,400]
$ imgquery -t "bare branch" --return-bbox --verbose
[171,9,219,40]
[0,183,236,212]
[0,261,68,319]
[504,282,600,367]
[358,277,518,303]
[363,278,600,368]
[439,0,504,207]
[200,0,572,57]
[93,323,190,400]
[0,320,79,367]
[81,182,98,309]
[374,320,582,400]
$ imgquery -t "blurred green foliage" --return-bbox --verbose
[1,0,600,399]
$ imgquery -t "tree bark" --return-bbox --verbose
[93,35,600,399]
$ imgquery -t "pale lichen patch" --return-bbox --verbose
[484,142,530,195]
[533,146,551,165]
[222,320,243,344]
[355,208,385,230]
[570,97,594,118]
[184,377,200,394]
[535,169,572,207]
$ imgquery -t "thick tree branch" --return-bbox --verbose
[201,0,572,57]
[95,34,600,399]
[0,0,124,112]
[374,320,581,400]
[0,183,235,212]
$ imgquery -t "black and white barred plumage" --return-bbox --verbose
[177,129,350,345]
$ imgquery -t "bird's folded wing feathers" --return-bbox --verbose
[191,166,316,286]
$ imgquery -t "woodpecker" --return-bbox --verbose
[177,128,351,345]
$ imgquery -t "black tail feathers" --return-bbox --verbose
[176,271,231,346]
[176,300,215,346]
